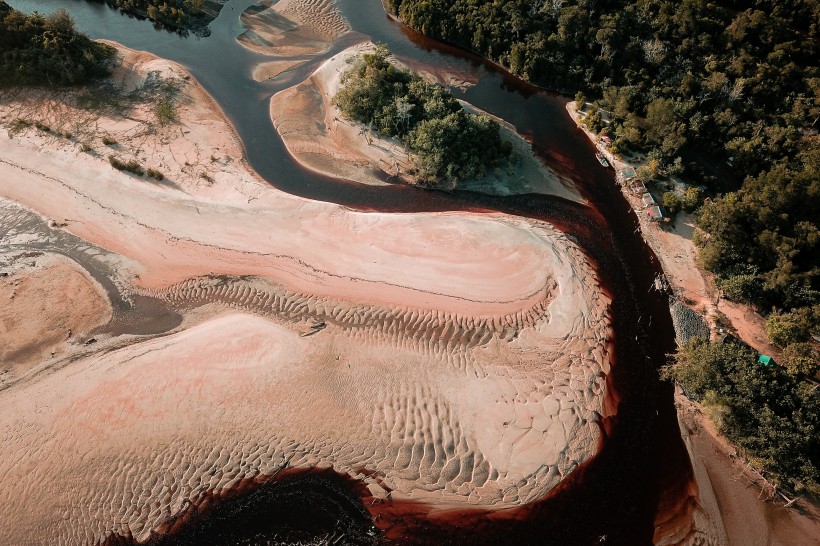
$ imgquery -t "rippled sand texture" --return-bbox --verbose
[0,49,611,544]
[239,0,349,56]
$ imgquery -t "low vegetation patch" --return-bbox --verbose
[663,338,819,495]
[146,167,165,180]
[333,45,512,189]
[108,155,144,176]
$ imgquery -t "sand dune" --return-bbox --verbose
[0,45,612,543]
[238,0,349,56]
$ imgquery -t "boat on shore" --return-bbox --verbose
[595,152,609,168]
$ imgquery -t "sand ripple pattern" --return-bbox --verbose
[0,225,612,544]
[238,0,349,56]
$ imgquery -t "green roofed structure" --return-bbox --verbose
[758,355,775,367]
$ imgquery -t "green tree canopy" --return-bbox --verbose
[333,45,512,188]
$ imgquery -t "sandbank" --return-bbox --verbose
[238,0,349,57]
[271,44,583,201]
[0,43,612,544]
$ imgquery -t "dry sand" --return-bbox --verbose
[0,44,613,543]
[0,251,111,382]
[271,44,583,201]
[238,0,349,57]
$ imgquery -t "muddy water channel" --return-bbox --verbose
[8,1,692,544]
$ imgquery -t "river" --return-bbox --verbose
[6,1,692,544]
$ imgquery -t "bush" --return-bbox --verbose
[8,118,31,134]
[662,191,680,214]
[146,167,165,180]
[108,155,126,170]
[102,135,117,146]
[108,155,143,175]
[154,98,176,126]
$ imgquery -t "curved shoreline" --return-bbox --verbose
[270,43,583,202]
[0,41,615,544]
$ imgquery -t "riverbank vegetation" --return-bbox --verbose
[87,0,223,35]
[333,45,512,188]
[385,0,819,428]
[0,2,116,86]
[663,338,819,495]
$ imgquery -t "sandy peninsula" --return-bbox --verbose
[271,43,583,201]
[0,42,612,544]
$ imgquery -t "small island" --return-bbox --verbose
[271,43,581,200]
[333,44,512,190]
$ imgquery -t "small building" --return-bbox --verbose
[758,355,775,367]
[630,179,647,194]
[647,205,665,221]
[600,135,613,146]
[641,192,656,207]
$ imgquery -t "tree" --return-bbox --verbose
[681,186,704,211]
[662,191,680,214]
[783,343,819,378]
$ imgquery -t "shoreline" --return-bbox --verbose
[271,43,584,202]
[567,101,820,545]
[0,41,616,544]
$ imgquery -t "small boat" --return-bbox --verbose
[595,152,609,167]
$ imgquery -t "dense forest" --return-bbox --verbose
[0,2,116,86]
[334,45,512,188]
[384,0,819,491]
[664,338,818,494]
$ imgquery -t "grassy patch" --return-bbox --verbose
[8,118,31,134]
[108,155,144,176]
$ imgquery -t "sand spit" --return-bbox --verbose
[238,0,349,57]
[0,45,613,543]
[271,44,583,201]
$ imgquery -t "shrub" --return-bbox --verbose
[681,186,704,212]
[108,155,126,170]
[108,155,143,175]
[146,167,165,180]
[662,191,680,214]
[8,118,31,134]
[154,98,176,126]
[102,135,117,146]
